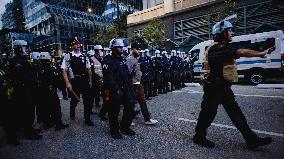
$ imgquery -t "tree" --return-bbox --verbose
[211,0,236,21]
[141,18,165,49]
[91,12,130,47]
[91,25,118,47]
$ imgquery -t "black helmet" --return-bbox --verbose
[131,42,142,49]
[70,37,82,46]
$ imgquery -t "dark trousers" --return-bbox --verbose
[70,78,92,121]
[39,87,63,127]
[90,79,102,107]
[13,86,35,135]
[133,84,151,121]
[108,89,134,134]
[195,83,257,142]
[2,97,17,142]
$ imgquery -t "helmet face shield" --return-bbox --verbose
[212,21,233,35]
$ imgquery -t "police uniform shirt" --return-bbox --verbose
[61,51,91,79]
[207,43,238,81]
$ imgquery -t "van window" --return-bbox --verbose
[232,38,275,52]
[190,49,200,62]
[250,38,275,52]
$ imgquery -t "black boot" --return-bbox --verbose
[85,120,94,126]
[111,132,123,139]
[120,128,136,136]
[246,137,272,150]
[193,135,215,148]
[55,123,69,131]
[99,113,108,121]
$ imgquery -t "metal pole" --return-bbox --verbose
[116,0,121,36]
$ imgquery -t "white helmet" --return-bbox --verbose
[30,52,40,60]
[13,40,28,48]
[87,50,95,56]
[94,45,103,50]
[144,49,149,52]
[155,50,160,54]
[39,52,51,60]
[109,38,125,48]
[171,50,176,56]
[162,51,167,55]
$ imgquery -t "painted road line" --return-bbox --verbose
[178,118,284,137]
[184,91,284,99]
[256,84,284,89]
[185,83,201,87]
[234,94,284,99]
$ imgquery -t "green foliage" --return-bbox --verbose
[91,12,130,47]
[91,24,118,47]
[212,0,236,20]
[141,18,165,49]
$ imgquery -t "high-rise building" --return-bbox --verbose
[22,0,109,54]
[1,0,26,30]
[21,0,142,54]
[102,0,142,20]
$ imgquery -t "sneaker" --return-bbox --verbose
[120,128,136,136]
[246,137,272,150]
[144,119,158,125]
[193,136,215,148]
[131,122,135,126]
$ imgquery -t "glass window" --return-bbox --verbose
[190,49,200,62]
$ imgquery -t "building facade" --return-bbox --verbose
[127,0,284,52]
[21,0,142,55]
[102,0,142,20]
[1,0,26,30]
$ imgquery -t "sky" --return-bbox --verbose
[0,0,13,28]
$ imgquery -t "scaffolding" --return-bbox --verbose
[173,1,284,50]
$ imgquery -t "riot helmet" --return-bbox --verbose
[212,20,233,42]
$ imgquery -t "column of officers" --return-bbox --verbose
[0,36,194,145]
[1,19,273,150]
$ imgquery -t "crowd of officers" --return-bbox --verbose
[0,18,273,150]
[0,36,194,144]
[0,19,273,150]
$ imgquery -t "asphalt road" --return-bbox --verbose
[0,84,283,159]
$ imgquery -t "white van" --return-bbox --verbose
[191,30,284,84]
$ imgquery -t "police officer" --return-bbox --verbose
[126,42,158,125]
[8,40,42,140]
[152,50,165,94]
[161,51,171,92]
[61,37,94,126]
[139,49,154,99]
[36,52,69,131]
[0,64,20,145]
[169,50,178,91]
[193,20,273,150]
[56,53,68,100]
[102,38,136,139]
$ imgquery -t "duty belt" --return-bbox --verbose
[74,74,87,78]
